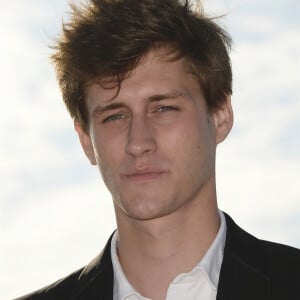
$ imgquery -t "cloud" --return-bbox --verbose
[216,4,300,245]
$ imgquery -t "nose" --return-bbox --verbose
[125,116,157,157]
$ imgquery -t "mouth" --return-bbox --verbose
[121,168,168,182]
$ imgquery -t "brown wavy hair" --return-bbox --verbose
[51,0,232,132]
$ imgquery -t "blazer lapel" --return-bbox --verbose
[76,234,114,300]
[217,214,270,300]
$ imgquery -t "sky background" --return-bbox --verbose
[1,0,299,298]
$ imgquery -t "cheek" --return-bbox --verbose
[96,145,119,172]
[91,131,122,175]
[164,113,208,148]
[163,115,214,167]
[94,145,120,194]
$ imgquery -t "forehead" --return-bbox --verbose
[85,48,200,106]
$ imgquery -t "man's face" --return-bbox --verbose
[76,48,232,221]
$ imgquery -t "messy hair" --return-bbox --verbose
[51,0,232,131]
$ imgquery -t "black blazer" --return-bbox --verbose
[16,213,300,300]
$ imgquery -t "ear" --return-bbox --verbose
[74,120,97,165]
[211,95,233,144]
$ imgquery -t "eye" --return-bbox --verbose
[157,105,178,112]
[103,113,125,123]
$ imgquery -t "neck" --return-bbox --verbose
[114,181,220,299]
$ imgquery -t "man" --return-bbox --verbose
[17,0,300,299]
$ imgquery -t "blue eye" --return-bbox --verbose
[103,113,124,123]
[157,106,177,112]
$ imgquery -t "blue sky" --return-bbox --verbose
[1,0,299,298]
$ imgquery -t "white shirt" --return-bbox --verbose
[111,210,227,300]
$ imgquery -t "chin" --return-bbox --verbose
[117,197,179,221]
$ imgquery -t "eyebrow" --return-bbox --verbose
[148,91,187,102]
[92,91,187,116]
[92,102,126,116]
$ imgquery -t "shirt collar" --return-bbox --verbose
[111,231,140,299]
[193,210,226,288]
[111,210,227,299]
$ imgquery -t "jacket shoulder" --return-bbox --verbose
[225,213,300,274]
[14,267,85,300]
[221,213,300,299]
[15,234,114,300]
[260,239,300,279]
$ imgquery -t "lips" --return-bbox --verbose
[121,167,168,182]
